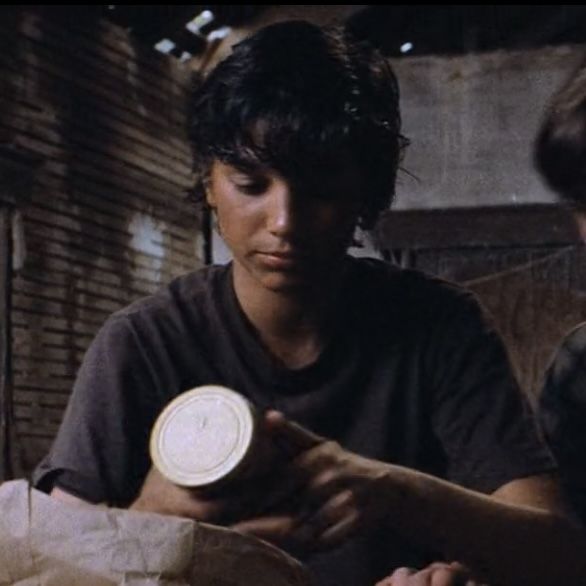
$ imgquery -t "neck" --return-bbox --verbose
[232,261,349,368]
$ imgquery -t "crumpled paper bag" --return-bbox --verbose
[0,480,311,586]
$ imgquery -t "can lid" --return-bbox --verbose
[150,385,255,487]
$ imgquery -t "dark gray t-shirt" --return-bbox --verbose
[34,258,555,586]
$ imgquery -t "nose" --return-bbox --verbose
[266,182,300,238]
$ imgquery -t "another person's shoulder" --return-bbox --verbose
[539,323,586,456]
[551,322,586,363]
[544,321,586,392]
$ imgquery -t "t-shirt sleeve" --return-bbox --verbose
[539,323,586,519]
[427,291,556,494]
[32,314,165,506]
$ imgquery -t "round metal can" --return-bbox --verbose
[150,385,261,490]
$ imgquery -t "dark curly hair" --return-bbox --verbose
[188,20,408,230]
[534,59,586,206]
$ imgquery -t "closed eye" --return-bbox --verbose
[234,181,269,195]
[230,171,270,195]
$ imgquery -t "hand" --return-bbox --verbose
[231,411,392,553]
[130,466,230,523]
[375,562,488,586]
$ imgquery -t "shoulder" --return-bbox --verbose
[551,322,586,364]
[350,257,485,321]
[542,322,586,404]
[73,265,232,395]
[104,264,228,332]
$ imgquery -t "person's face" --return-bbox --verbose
[206,159,363,292]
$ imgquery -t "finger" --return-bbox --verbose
[138,468,229,521]
[264,410,325,452]
[230,514,297,541]
[407,568,434,586]
[429,567,466,586]
[375,578,399,586]
[238,453,315,517]
[156,495,227,520]
[380,567,417,586]
[316,506,360,548]
[417,562,476,586]
[230,514,315,554]
[238,445,341,521]
[244,478,306,518]
[374,574,401,585]
[425,563,456,572]
[303,460,345,496]
[303,488,355,533]
[177,490,229,520]
[289,441,345,495]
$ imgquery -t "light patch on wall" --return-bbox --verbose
[12,210,27,271]
[128,212,165,274]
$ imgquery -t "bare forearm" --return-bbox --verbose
[381,465,586,586]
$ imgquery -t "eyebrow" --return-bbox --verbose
[224,158,272,176]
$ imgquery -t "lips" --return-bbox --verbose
[262,251,303,259]
[256,250,308,269]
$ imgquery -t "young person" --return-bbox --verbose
[535,59,586,527]
[35,21,585,586]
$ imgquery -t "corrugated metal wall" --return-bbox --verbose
[376,206,586,401]
[420,245,586,402]
[0,8,202,475]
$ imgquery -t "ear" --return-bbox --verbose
[205,184,216,208]
[202,172,216,208]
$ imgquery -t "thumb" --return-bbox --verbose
[264,410,325,452]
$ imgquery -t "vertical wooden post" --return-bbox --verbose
[0,207,13,480]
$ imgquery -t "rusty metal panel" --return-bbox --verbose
[377,207,586,400]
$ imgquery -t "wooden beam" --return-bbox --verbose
[374,204,581,251]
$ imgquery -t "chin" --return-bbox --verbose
[258,271,314,293]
